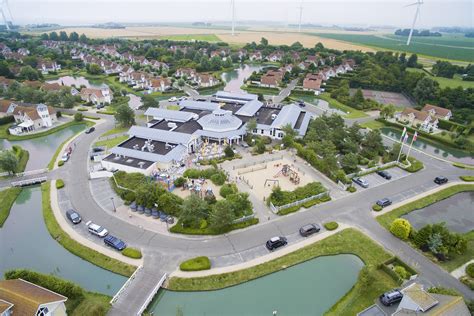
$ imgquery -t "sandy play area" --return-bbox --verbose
[229,157,314,198]
[172,179,223,201]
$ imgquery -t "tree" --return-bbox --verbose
[224,145,234,158]
[0,150,18,174]
[361,130,384,159]
[351,88,365,108]
[74,112,83,122]
[246,118,257,133]
[141,95,158,109]
[49,32,59,41]
[59,31,69,41]
[219,183,238,198]
[390,218,412,240]
[114,104,135,127]
[69,32,79,42]
[86,63,102,75]
[407,54,418,67]
[257,93,264,101]
[19,66,40,81]
[340,153,359,173]
[255,140,266,154]
[158,192,183,216]
[260,37,268,46]
[177,78,185,87]
[226,192,252,217]
[413,77,439,104]
[79,33,88,43]
[281,123,298,147]
[40,33,49,40]
[380,104,396,119]
[61,94,76,108]
[180,195,209,228]
[209,200,235,230]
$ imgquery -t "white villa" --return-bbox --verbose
[0,100,57,135]
[80,87,113,105]
[102,91,314,174]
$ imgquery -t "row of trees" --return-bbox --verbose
[40,31,88,43]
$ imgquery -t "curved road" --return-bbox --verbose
[37,112,474,314]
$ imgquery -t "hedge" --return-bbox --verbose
[402,157,424,173]
[0,115,14,125]
[378,256,417,285]
[58,160,64,167]
[183,168,227,185]
[270,182,326,207]
[467,263,474,278]
[372,204,383,212]
[324,222,339,231]
[12,145,29,173]
[460,175,474,182]
[180,256,211,271]
[122,247,142,259]
[56,179,65,189]
[170,218,259,235]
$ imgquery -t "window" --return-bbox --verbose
[37,307,49,316]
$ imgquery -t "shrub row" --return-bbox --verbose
[170,218,259,235]
[122,247,142,259]
[180,256,211,271]
[460,175,474,182]
[183,168,227,186]
[0,115,14,125]
[270,182,326,207]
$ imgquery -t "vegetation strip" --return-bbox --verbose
[0,187,22,227]
[167,228,399,316]
[41,182,136,277]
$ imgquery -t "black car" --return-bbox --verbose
[434,176,448,185]
[266,236,288,251]
[66,209,82,224]
[85,127,95,134]
[379,289,403,306]
[298,100,306,107]
[376,170,392,180]
[376,198,392,208]
[104,235,127,251]
[299,224,321,237]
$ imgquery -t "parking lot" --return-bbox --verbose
[352,167,410,192]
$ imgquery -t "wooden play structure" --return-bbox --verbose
[273,164,300,185]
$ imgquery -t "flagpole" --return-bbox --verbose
[405,132,417,161]
[396,140,405,163]
[396,127,407,163]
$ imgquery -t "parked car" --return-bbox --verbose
[376,198,392,208]
[434,176,448,185]
[299,224,321,237]
[178,96,187,101]
[86,221,108,237]
[85,127,95,134]
[168,97,178,102]
[92,147,105,153]
[352,177,369,188]
[376,170,392,180]
[298,100,306,107]
[265,236,288,251]
[379,289,403,306]
[104,235,126,251]
[66,209,82,224]
[61,153,69,162]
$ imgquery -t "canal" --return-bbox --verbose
[0,124,86,171]
[221,64,263,93]
[402,191,474,234]
[47,76,107,89]
[0,187,127,295]
[148,254,364,315]
[380,127,474,165]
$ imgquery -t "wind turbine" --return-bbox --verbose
[405,0,423,46]
[231,0,235,36]
[0,0,13,30]
[298,1,303,32]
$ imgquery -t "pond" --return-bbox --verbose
[148,254,364,315]
[380,127,474,165]
[402,191,474,234]
[47,76,108,89]
[221,64,263,93]
[0,124,86,171]
[0,187,127,295]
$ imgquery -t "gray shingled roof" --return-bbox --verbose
[195,125,246,139]
[215,91,258,103]
[197,109,243,132]
[128,126,193,145]
[271,104,302,129]
[144,108,197,122]
[179,100,219,111]
[297,112,314,136]
[110,144,187,163]
[235,99,263,117]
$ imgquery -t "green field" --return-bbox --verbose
[312,33,474,62]
[159,34,221,42]
[407,68,474,89]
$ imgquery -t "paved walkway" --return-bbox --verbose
[452,259,474,279]
[272,79,297,103]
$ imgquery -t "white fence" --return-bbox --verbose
[347,161,404,178]
[233,155,283,170]
[233,214,255,224]
[137,273,167,316]
[269,191,330,214]
[11,176,48,187]
[110,265,143,305]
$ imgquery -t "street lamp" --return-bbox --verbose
[111,197,116,212]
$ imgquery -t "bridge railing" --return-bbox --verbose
[110,265,143,305]
[136,273,167,315]
[0,168,48,178]
[11,176,48,187]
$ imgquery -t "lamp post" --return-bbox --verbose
[111,197,116,212]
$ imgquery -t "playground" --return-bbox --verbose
[173,178,222,201]
[229,156,314,199]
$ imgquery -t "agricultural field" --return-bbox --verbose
[312,33,474,62]
[157,34,221,42]
[406,68,474,89]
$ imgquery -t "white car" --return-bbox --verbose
[86,221,109,238]
[61,153,70,162]
[168,97,178,102]
[178,96,187,101]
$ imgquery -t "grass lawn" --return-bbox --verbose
[167,228,398,315]
[0,145,29,174]
[318,93,368,119]
[100,126,129,137]
[406,68,474,89]
[0,187,22,227]
[376,183,474,272]
[167,105,181,110]
[159,34,221,42]
[41,182,136,277]
[240,85,280,95]
[94,135,128,149]
[360,120,386,129]
[69,292,111,316]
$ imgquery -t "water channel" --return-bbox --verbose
[0,124,86,171]
[148,254,364,315]
[402,192,474,234]
[47,75,107,89]
[0,186,126,295]
[221,64,263,94]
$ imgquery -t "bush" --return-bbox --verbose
[174,177,186,187]
[220,183,238,198]
[180,256,211,271]
[77,107,89,112]
[347,186,356,193]
[466,263,474,278]
[74,112,84,122]
[56,179,65,189]
[403,157,424,173]
[4,269,84,299]
[224,145,235,158]
[460,276,474,290]
[183,168,202,179]
[324,222,339,231]
[121,247,142,259]
[390,218,411,240]
[460,175,474,182]
[57,160,64,167]
[372,204,383,212]
[0,115,14,125]
[393,265,408,279]
[210,172,226,186]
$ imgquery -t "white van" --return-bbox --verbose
[86,221,109,238]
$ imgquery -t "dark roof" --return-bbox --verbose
[103,154,154,169]
[119,136,176,156]
[255,107,281,126]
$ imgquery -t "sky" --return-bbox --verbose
[7,0,474,28]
